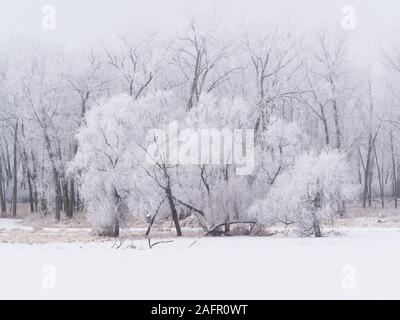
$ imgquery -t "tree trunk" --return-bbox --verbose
[332,99,341,150]
[62,180,70,217]
[390,130,397,209]
[12,122,18,217]
[41,197,48,214]
[373,143,384,208]
[54,174,61,221]
[313,214,322,238]
[0,163,6,217]
[21,147,35,213]
[363,134,373,208]
[368,161,373,207]
[96,217,119,237]
[76,191,83,212]
[224,221,231,234]
[97,188,120,237]
[4,140,12,186]
[319,105,330,147]
[30,151,38,212]
[166,180,182,237]
[42,128,62,221]
[322,118,330,146]
[68,179,75,218]
[312,189,323,237]
[67,132,79,219]
[27,169,34,213]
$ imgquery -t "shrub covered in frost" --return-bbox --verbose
[249,149,358,237]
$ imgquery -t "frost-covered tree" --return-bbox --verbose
[2,12,400,236]
[177,93,254,232]
[249,149,358,237]
[71,91,185,236]
[301,32,351,150]
[243,25,303,135]
[103,28,161,98]
[172,17,238,110]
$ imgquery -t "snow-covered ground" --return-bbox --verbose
[0,218,26,230]
[0,227,400,299]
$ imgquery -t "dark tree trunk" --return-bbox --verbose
[68,139,79,218]
[368,163,373,207]
[0,163,6,217]
[21,147,35,213]
[41,197,48,214]
[390,131,397,209]
[96,218,119,237]
[12,122,18,217]
[27,169,34,213]
[313,219,322,237]
[4,140,12,186]
[76,191,83,211]
[322,118,330,146]
[224,221,231,234]
[397,165,400,208]
[62,180,70,217]
[312,189,323,237]
[167,190,182,237]
[363,134,373,209]
[97,188,121,237]
[68,179,75,218]
[332,99,341,150]
[373,143,384,208]
[54,174,61,221]
[30,151,38,212]
[166,178,182,237]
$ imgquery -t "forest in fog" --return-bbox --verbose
[1,14,400,238]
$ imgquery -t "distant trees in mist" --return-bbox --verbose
[1,15,399,237]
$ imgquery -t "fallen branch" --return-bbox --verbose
[111,237,126,249]
[148,238,174,249]
[188,240,198,248]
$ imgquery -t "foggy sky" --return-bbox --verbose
[0,0,399,59]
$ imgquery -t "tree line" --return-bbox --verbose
[1,17,400,236]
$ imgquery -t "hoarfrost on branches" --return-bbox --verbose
[249,149,359,237]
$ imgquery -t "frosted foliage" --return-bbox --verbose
[185,93,251,129]
[71,92,181,231]
[249,150,358,235]
[254,117,305,189]
[1,15,399,242]
[177,93,253,226]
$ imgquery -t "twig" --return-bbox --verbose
[111,237,125,249]
[189,240,198,248]
[147,238,174,249]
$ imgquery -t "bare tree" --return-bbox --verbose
[244,26,303,135]
[173,19,238,110]
[310,33,350,150]
[103,29,158,98]
[65,49,108,218]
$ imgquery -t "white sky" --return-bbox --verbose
[0,0,399,59]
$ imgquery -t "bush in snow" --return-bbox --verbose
[249,149,358,237]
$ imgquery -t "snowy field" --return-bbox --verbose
[1,224,400,299]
